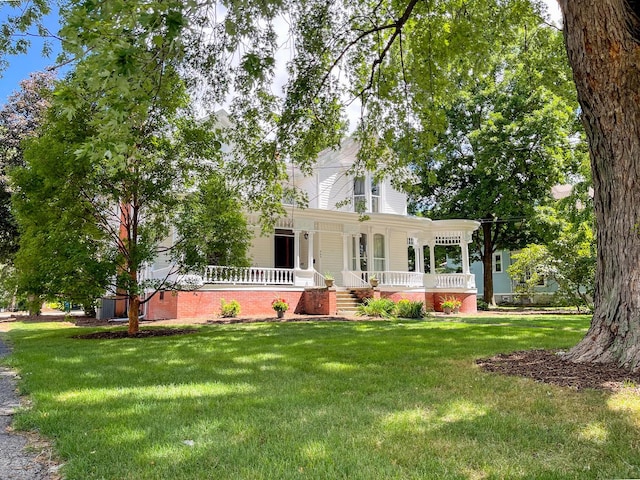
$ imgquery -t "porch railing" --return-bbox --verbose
[341,271,370,288]
[204,266,295,285]
[360,271,424,287]
[424,273,476,289]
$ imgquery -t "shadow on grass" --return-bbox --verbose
[5,316,640,479]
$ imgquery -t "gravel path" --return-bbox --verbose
[0,337,57,480]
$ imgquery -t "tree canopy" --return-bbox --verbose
[409,24,584,303]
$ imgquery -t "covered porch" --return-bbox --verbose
[201,265,476,291]
[144,210,479,320]
[201,211,478,292]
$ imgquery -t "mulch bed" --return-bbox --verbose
[206,315,361,324]
[74,328,198,339]
[476,349,640,393]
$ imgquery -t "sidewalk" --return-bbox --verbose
[0,337,58,480]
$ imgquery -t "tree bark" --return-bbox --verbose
[560,0,640,370]
[482,222,495,305]
[128,294,140,335]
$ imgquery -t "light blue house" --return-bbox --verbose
[469,249,559,305]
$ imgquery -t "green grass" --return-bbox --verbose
[2,315,640,479]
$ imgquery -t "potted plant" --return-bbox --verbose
[369,275,379,288]
[272,297,289,318]
[440,296,462,314]
[324,272,334,288]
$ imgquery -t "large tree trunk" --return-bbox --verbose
[560,0,640,370]
[481,222,495,305]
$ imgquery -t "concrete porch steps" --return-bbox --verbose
[335,289,361,315]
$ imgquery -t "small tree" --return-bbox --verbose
[173,172,252,272]
[508,164,596,312]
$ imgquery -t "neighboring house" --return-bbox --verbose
[143,137,480,319]
[470,250,559,305]
[470,183,575,305]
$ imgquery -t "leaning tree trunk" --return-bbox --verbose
[560,0,640,370]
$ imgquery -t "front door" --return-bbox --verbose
[274,230,294,268]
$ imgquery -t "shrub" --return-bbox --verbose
[394,299,425,319]
[356,297,395,318]
[477,299,489,311]
[220,299,241,318]
[440,296,462,310]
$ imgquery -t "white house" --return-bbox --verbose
[144,137,480,319]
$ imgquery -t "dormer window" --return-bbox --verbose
[353,175,381,213]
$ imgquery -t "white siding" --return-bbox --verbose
[317,231,344,283]
[153,233,175,270]
[389,231,409,271]
[318,168,352,211]
[249,234,273,267]
[382,179,408,215]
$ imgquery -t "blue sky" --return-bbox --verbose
[0,5,61,105]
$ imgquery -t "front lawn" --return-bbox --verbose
[3,315,640,479]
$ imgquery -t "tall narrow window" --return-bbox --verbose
[371,178,380,213]
[359,234,368,270]
[354,177,366,212]
[373,233,385,271]
[494,253,503,273]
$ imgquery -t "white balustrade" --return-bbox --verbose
[341,271,370,288]
[203,266,475,290]
[204,266,295,285]
[424,273,475,289]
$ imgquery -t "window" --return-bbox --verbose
[373,233,385,271]
[371,179,380,213]
[521,269,546,286]
[354,177,366,213]
[359,234,368,270]
[353,175,382,213]
[494,253,503,273]
[352,234,368,270]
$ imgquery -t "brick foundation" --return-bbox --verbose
[145,288,338,320]
[303,288,337,315]
[429,292,477,313]
[144,288,476,320]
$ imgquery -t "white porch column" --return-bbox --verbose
[384,228,390,271]
[294,231,301,270]
[461,239,470,274]
[429,243,436,274]
[307,232,315,270]
[417,241,425,273]
[367,227,373,272]
[355,234,362,272]
[342,233,350,270]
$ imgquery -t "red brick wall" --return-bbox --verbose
[303,288,337,315]
[432,292,477,313]
[145,289,306,319]
[145,288,477,319]
[145,291,178,320]
[380,291,425,303]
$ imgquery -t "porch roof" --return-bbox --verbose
[248,207,480,240]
